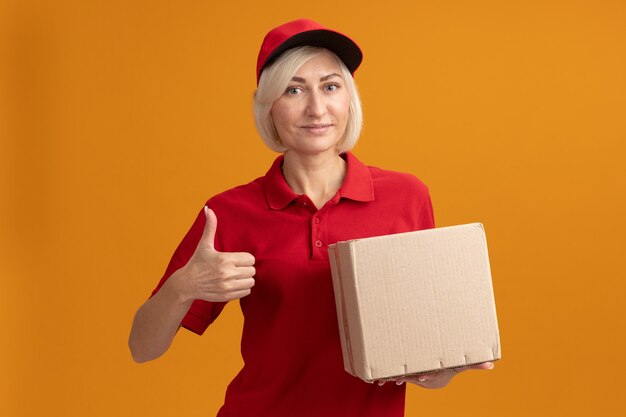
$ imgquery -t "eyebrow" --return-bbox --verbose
[291,73,342,83]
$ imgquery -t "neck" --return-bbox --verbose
[282,150,347,209]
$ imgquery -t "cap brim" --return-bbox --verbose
[262,29,363,76]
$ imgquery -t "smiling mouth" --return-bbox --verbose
[301,124,333,133]
[302,124,332,128]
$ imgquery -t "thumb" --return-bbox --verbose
[200,206,218,250]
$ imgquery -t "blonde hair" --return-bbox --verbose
[253,46,363,153]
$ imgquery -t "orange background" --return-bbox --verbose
[2,0,625,416]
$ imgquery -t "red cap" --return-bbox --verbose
[256,19,363,84]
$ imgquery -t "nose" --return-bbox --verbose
[305,90,325,118]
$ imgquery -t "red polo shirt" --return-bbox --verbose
[152,152,434,417]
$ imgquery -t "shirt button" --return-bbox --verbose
[314,217,320,224]
[315,240,323,248]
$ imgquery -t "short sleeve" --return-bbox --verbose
[150,203,227,335]
[420,190,436,229]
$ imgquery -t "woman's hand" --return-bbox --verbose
[377,361,495,389]
[129,207,254,363]
[165,206,256,303]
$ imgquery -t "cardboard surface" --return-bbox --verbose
[328,223,501,382]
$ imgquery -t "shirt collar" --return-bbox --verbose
[263,152,374,210]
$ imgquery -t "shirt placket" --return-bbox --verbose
[296,195,336,261]
[311,207,330,261]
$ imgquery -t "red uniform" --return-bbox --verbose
[152,152,435,416]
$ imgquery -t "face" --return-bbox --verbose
[270,50,351,156]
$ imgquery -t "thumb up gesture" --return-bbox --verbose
[170,206,256,303]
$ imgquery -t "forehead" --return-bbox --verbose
[293,49,342,79]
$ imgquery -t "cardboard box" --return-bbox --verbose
[328,223,501,382]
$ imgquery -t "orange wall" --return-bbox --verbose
[2,1,625,416]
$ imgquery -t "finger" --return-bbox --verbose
[226,288,253,300]
[470,361,494,370]
[230,266,256,279]
[402,375,428,384]
[224,251,256,266]
[212,277,255,294]
[413,371,439,381]
[200,206,218,250]
[202,288,252,302]
[223,284,254,300]
[230,277,255,291]
[452,361,495,373]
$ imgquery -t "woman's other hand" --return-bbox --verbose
[377,361,495,389]
[165,206,256,303]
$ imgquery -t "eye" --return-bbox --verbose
[324,84,339,92]
[285,86,303,95]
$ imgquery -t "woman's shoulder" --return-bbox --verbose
[205,176,266,211]
[367,164,430,195]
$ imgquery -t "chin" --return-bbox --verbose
[287,145,341,157]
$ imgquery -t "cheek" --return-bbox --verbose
[270,103,294,131]
[333,94,351,115]
[270,114,287,137]
[333,99,351,122]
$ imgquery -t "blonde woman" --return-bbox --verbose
[129,18,493,417]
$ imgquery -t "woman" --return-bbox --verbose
[129,18,493,417]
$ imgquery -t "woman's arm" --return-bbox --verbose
[128,269,193,363]
[128,207,256,363]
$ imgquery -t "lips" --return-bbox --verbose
[301,124,333,134]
